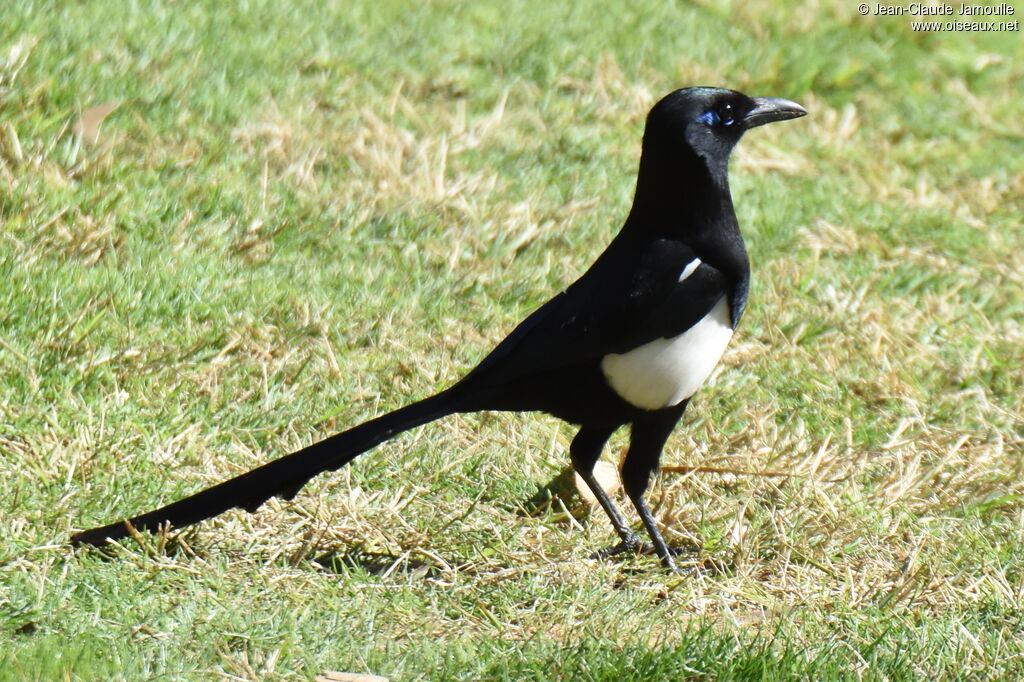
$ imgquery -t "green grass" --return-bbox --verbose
[2,0,1023,679]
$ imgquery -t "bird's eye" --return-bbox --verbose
[718,103,735,126]
[698,102,736,127]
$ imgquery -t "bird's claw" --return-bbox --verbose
[590,537,699,562]
[590,539,648,560]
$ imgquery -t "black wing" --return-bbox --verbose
[459,237,731,389]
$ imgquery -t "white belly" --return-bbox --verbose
[600,297,733,410]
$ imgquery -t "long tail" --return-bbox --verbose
[71,389,462,547]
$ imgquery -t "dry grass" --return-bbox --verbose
[2,1,1023,679]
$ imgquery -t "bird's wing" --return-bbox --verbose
[460,238,730,388]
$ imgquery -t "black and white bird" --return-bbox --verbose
[72,87,807,571]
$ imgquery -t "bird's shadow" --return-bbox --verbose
[71,533,451,579]
[308,545,446,578]
[518,466,588,519]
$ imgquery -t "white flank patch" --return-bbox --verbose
[601,296,733,410]
[678,258,702,282]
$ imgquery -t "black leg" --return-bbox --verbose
[568,425,646,553]
[621,402,688,572]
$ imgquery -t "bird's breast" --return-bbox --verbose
[600,296,733,410]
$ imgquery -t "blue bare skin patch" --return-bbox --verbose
[698,106,737,127]
[698,109,720,125]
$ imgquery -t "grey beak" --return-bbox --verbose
[743,97,808,128]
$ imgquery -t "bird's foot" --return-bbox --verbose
[590,535,698,561]
[591,535,702,574]
[590,537,652,560]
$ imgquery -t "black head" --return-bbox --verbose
[643,87,807,176]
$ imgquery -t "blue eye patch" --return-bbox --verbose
[698,106,736,127]
[698,110,720,126]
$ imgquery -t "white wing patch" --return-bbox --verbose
[600,297,733,410]
[678,258,702,282]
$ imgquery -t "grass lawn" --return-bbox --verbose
[2,0,1023,679]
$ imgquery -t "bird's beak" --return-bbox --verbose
[743,97,808,128]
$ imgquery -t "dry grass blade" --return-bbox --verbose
[315,671,389,682]
[72,102,120,144]
[660,464,850,484]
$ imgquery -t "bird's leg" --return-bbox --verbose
[625,488,677,570]
[568,425,646,555]
[578,469,642,550]
[620,403,689,572]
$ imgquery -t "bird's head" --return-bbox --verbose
[643,87,807,176]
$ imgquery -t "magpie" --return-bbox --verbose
[71,87,807,571]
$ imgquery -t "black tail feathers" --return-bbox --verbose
[71,389,461,547]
